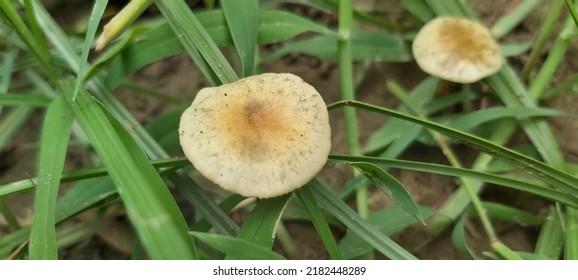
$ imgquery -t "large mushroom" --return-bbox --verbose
[179,73,331,198]
[412,16,502,83]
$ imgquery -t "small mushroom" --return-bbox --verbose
[179,73,331,198]
[412,16,502,83]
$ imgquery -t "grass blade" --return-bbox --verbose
[226,195,290,259]
[0,1,57,81]
[154,0,238,84]
[339,205,435,259]
[490,0,541,38]
[328,155,578,207]
[0,106,33,151]
[451,215,480,259]
[64,80,197,259]
[264,31,410,62]
[535,207,563,259]
[0,93,51,107]
[221,0,258,77]
[295,185,342,260]
[72,0,108,100]
[309,179,418,260]
[170,173,240,236]
[341,162,424,224]
[103,9,337,87]
[475,202,543,225]
[191,231,286,260]
[328,100,578,195]
[448,107,567,132]
[566,208,578,259]
[29,97,73,259]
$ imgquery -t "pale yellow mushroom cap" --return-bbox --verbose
[412,16,502,83]
[179,73,331,198]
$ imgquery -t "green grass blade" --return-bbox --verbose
[425,120,517,234]
[328,100,578,194]
[566,207,578,259]
[64,81,197,259]
[226,195,290,259]
[451,215,480,259]
[264,31,410,62]
[154,0,238,84]
[190,194,244,233]
[85,25,148,83]
[104,9,337,87]
[489,66,566,170]
[501,42,533,57]
[401,0,435,23]
[309,179,418,260]
[295,185,342,260]
[490,0,541,38]
[33,1,239,242]
[72,0,108,100]
[328,155,578,207]
[170,173,240,236]
[0,1,57,81]
[364,77,438,154]
[0,106,33,151]
[221,0,258,77]
[0,49,17,114]
[95,0,152,50]
[474,202,543,225]
[565,0,578,28]
[448,107,567,132]
[342,162,424,224]
[0,228,30,258]
[535,207,563,259]
[423,90,478,115]
[528,6,576,101]
[521,0,565,79]
[0,93,51,107]
[191,231,286,260]
[29,96,73,260]
[339,205,435,259]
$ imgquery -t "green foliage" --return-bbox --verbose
[0,0,576,260]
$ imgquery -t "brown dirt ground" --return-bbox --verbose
[1,0,577,259]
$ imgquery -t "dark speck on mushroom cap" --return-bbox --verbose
[178,73,331,198]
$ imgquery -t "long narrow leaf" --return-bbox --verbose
[295,186,342,260]
[0,106,33,151]
[64,80,197,259]
[309,179,417,260]
[29,97,73,259]
[191,231,286,260]
[71,0,107,100]
[340,162,424,224]
[221,0,258,76]
[154,0,238,85]
[328,155,578,207]
[339,205,435,259]
[226,195,290,259]
[535,207,563,259]
[328,100,578,195]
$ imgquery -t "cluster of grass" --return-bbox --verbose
[1,0,578,260]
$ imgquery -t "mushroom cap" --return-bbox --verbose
[412,16,502,83]
[179,73,331,198]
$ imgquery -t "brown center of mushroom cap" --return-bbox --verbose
[222,98,295,161]
[436,19,498,68]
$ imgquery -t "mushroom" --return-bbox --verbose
[412,16,502,83]
[179,73,331,198]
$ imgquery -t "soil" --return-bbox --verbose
[1,0,577,259]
